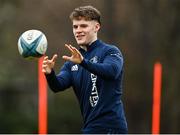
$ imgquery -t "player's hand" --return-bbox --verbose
[62,44,83,64]
[42,54,58,74]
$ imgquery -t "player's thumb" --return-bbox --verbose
[51,54,58,62]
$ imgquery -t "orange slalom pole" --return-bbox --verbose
[38,56,47,134]
[152,62,162,134]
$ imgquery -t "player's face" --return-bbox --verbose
[72,19,100,46]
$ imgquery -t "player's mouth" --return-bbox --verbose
[76,35,85,40]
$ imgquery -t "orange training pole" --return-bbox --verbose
[152,62,162,134]
[38,56,47,134]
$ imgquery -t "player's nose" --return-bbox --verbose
[75,26,83,33]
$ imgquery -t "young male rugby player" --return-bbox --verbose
[42,5,128,134]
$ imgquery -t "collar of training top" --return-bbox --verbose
[79,39,100,52]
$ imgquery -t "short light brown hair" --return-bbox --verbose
[69,5,101,25]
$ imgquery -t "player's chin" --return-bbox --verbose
[76,40,86,46]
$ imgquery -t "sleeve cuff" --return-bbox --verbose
[45,69,56,79]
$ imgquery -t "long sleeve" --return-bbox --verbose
[45,62,72,92]
[80,47,123,80]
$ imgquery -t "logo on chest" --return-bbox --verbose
[90,56,98,63]
[71,64,78,71]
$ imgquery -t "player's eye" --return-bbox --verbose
[73,25,78,29]
[80,24,88,28]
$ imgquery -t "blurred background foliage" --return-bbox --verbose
[0,0,180,133]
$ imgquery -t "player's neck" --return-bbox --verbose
[80,37,97,51]
[89,37,97,46]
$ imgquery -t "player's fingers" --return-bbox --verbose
[69,45,79,55]
[42,69,46,73]
[72,46,80,54]
[65,44,74,54]
[69,45,76,51]
[43,59,48,64]
[44,56,49,60]
[69,45,80,55]
[69,45,74,50]
[51,54,58,62]
[62,55,71,61]
[42,64,47,68]
[42,69,48,73]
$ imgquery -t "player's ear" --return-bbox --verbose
[95,22,100,33]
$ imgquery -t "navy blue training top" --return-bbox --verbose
[45,40,128,133]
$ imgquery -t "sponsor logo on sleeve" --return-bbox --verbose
[110,53,121,58]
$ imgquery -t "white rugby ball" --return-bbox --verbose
[18,29,48,58]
